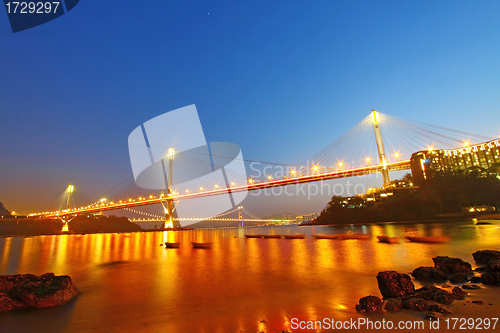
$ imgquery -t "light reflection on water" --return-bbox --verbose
[0,220,499,332]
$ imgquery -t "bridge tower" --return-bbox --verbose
[238,206,243,227]
[164,147,180,229]
[371,110,390,184]
[61,183,74,232]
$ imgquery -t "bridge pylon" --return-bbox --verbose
[61,183,75,233]
[238,206,243,227]
[371,110,390,184]
[163,147,180,229]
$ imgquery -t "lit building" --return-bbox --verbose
[296,212,320,223]
[411,138,500,183]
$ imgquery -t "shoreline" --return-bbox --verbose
[305,212,500,227]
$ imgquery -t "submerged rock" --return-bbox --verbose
[412,267,448,281]
[473,250,500,265]
[376,271,415,299]
[0,273,78,311]
[432,256,472,274]
[356,296,382,313]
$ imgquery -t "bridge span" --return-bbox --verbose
[34,159,410,218]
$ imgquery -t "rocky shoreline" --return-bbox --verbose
[0,273,79,312]
[356,250,500,319]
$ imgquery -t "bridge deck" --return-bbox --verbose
[35,160,410,218]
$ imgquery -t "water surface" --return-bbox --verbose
[0,221,499,332]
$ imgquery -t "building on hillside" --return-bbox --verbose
[296,212,320,223]
[411,138,500,183]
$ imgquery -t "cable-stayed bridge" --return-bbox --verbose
[30,110,493,228]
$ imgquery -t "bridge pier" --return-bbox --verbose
[164,197,180,228]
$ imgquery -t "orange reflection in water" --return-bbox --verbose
[0,220,497,332]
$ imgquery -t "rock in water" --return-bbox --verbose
[481,271,500,286]
[486,260,500,272]
[376,271,415,299]
[0,274,38,292]
[356,296,382,313]
[432,256,472,274]
[403,297,427,311]
[451,287,467,300]
[427,303,453,314]
[472,250,500,265]
[449,274,469,284]
[413,286,454,305]
[462,284,481,290]
[469,276,482,284]
[0,292,28,312]
[479,259,500,286]
[383,298,404,311]
[412,267,448,281]
[0,273,79,311]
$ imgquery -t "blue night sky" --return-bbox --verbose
[1,1,500,216]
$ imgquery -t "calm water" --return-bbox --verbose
[0,221,499,332]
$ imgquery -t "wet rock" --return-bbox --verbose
[481,271,500,286]
[432,289,454,305]
[412,267,448,281]
[427,303,453,314]
[0,292,28,312]
[425,312,444,320]
[473,250,500,265]
[383,298,404,312]
[413,286,454,305]
[0,274,38,293]
[403,297,427,311]
[470,276,482,284]
[433,256,472,274]
[356,296,382,313]
[486,259,500,272]
[472,300,484,305]
[462,284,481,290]
[451,287,467,300]
[449,274,469,284]
[376,271,415,299]
[0,273,78,311]
[475,267,487,272]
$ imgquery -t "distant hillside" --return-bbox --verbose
[0,201,12,217]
